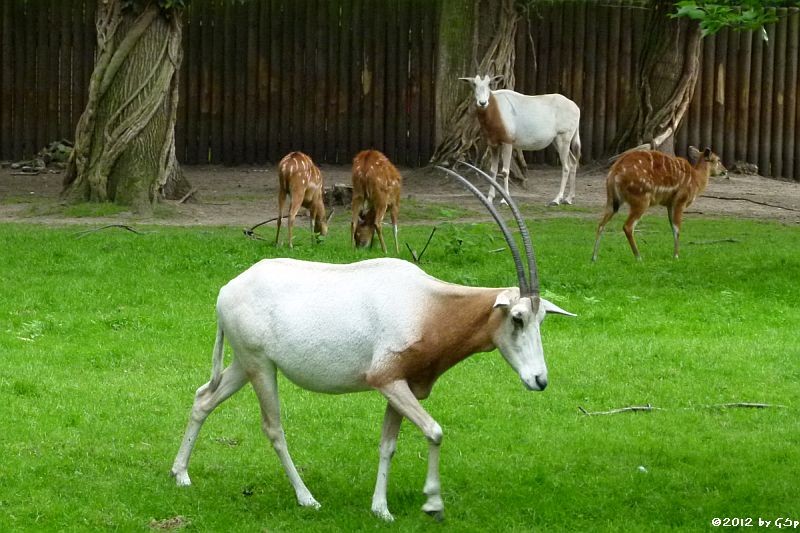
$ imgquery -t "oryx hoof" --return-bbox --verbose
[372,506,395,522]
[547,199,561,206]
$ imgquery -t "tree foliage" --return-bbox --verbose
[673,0,800,38]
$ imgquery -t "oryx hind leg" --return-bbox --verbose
[171,360,248,486]
[250,361,320,509]
[550,134,572,206]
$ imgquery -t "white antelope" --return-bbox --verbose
[275,151,328,248]
[171,164,574,522]
[460,74,581,206]
[351,149,402,254]
[591,147,727,261]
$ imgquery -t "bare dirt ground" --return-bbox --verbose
[1,162,799,227]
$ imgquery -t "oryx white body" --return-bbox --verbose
[171,257,573,521]
[461,75,581,205]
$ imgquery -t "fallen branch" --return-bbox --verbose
[177,187,197,204]
[74,224,145,239]
[579,402,787,416]
[406,226,437,263]
[687,238,740,245]
[700,194,800,213]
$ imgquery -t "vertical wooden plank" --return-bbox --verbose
[82,0,95,120]
[70,0,86,150]
[198,0,212,164]
[580,1,596,162]
[687,34,702,149]
[311,0,328,161]
[593,4,609,159]
[290,1,305,153]
[254,0,269,163]
[13,0,27,157]
[605,1,621,153]
[324,0,340,162]
[406,0,422,166]
[35,0,50,151]
[23,0,38,156]
[549,2,562,93]
[46,0,60,144]
[243,0,259,163]
[234,0,249,163]
[747,30,763,166]
[360,0,375,153]
[336,0,352,163]
[758,22,775,175]
[220,0,234,163]
[186,3,202,164]
[616,2,633,148]
[700,32,715,150]
[534,5,552,163]
[735,30,751,163]
[1,1,14,158]
[268,0,282,162]
[349,0,364,159]
[383,0,398,162]
[210,0,225,163]
[722,31,738,165]
[571,0,586,157]
[712,29,726,159]
[419,0,434,162]
[771,9,788,178]
[515,10,528,92]
[302,0,316,157]
[372,0,387,155]
[787,10,800,180]
[398,0,412,165]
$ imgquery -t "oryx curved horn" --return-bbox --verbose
[456,161,540,296]
[436,165,530,296]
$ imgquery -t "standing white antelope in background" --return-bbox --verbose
[171,164,574,522]
[591,146,727,261]
[275,151,328,248]
[460,74,581,206]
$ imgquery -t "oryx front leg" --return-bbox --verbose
[171,361,248,486]
[498,143,513,206]
[378,380,444,520]
[250,363,320,509]
[371,403,403,521]
[485,146,501,203]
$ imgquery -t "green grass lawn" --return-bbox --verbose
[1,216,798,532]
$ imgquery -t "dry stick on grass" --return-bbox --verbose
[74,224,146,239]
[405,226,438,263]
[688,238,740,245]
[700,194,800,213]
[579,402,787,416]
[177,188,197,204]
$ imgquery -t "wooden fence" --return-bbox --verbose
[517,2,800,180]
[1,1,799,180]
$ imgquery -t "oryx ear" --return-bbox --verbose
[541,298,576,317]
[491,75,504,85]
[493,291,512,309]
[458,77,476,86]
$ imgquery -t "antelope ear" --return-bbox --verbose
[687,146,701,163]
[541,298,576,317]
[703,147,712,158]
[493,291,512,309]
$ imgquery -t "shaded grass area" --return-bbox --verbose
[0,216,798,531]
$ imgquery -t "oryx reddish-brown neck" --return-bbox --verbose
[476,93,512,146]
[368,287,505,392]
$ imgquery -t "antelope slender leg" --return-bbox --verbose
[250,362,320,509]
[390,204,400,255]
[378,380,444,519]
[592,208,616,262]
[373,204,389,254]
[486,146,501,203]
[171,361,248,486]
[670,203,686,259]
[275,193,285,246]
[371,403,403,521]
[623,203,647,260]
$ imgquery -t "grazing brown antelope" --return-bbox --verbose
[276,152,328,248]
[591,147,727,261]
[170,164,574,522]
[351,150,402,254]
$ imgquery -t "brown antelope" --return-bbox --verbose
[275,152,328,248]
[351,149,402,254]
[591,147,727,261]
[170,165,574,522]
[460,74,581,206]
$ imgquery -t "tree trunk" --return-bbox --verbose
[62,0,190,211]
[431,0,527,181]
[613,0,702,155]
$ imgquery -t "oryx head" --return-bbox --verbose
[459,74,503,110]
[437,162,575,391]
